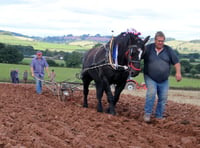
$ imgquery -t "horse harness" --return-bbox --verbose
[82,36,142,73]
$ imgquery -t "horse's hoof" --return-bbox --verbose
[83,104,88,108]
[97,105,103,113]
[97,108,103,113]
[97,110,103,113]
[105,108,116,115]
[105,108,110,113]
[110,111,116,116]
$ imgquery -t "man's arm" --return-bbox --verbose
[45,67,50,77]
[30,67,34,77]
[174,63,182,81]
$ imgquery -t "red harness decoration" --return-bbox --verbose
[125,50,141,71]
[129,62,141,71]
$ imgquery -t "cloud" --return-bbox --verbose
[0,0,200,40]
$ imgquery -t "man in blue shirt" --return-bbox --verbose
[143,31,182,122]
[30,51,50,94]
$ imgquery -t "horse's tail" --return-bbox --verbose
[80,68,87,79]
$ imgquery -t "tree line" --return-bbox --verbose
[0,42,84,67]
[0,42,199,78]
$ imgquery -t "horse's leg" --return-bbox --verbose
[82,77,92,108]
[103,78,116,115]
[95,81,104,113]
[113,82,127,106]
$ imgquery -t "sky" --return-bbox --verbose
[0,0,200,40]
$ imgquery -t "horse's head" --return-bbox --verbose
[115,32,150,77]
[126,33,150,77]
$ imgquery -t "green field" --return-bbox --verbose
[1,33,200,88]
[1,63,200,89]
[0,63,81,83]
[166,40,200,54]
[1,34,200,54]
[21,58,65,66]
[0,34,94,52]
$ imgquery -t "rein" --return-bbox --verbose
[125,47,141,71]
[129,62,141,71]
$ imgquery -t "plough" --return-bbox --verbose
[35,75,145,101]
[34,77,82,101]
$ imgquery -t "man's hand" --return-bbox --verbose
[31,73,35,77]
[175,73,182,82]
[174,63,182,82]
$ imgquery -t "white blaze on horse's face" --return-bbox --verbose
[138,48,143,60]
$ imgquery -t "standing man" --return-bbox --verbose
[143,31,182,122]
[10,69,16,83]
[23,70,28,83]
[15,69,19,83]
[30,51,50,94]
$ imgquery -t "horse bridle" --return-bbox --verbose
[125,45,142,71]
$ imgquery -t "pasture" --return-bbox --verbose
[0,63,80,83]
[1,63,200,89]
[166,40,200,53]
[21,58,65,66]
[0,34,94,52]
[1,33,200,54]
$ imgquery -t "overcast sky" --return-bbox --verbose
[0,0,200,40]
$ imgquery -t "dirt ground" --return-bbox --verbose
[0,83,199,148]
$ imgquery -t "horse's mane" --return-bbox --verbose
[110,32,138,51]
[82,32,139,71]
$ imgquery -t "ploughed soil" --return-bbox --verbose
[0,83,199,148]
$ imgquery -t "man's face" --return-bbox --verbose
[37,53,42,58]
[155,36,165,49]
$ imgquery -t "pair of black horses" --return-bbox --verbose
[81,31,150,115]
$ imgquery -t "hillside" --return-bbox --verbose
[0,34,94,52]
[0,30,200,53]
[166,40,200,54]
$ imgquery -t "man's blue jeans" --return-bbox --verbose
[35,76,43,94]
[144,75,169,118]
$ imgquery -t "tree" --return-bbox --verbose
[46,59,58,67]
[0,43,5,49]
[93,43,103,48]
[189,53,199,59]
[43,49,53,57]
[195,64,200,73]
[80,34,89,40]
[13,45,35,56]
[95,34,101,37]
[170,67,176,75]
[180,60,192,73]
[190,68,197,76]
[189,58,195,62]
[64,51,82,68]
[174,50,180,56]
[0,45,23,63]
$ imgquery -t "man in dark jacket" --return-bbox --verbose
[143,31,182,122]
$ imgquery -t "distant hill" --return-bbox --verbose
[0,30,200,53]
[0,32,93,52]
[166,40,200,54]
[42,35,112,43]
[0,30,27,37]
[0,30,42,40]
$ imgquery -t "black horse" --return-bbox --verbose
[81,31,150,115]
